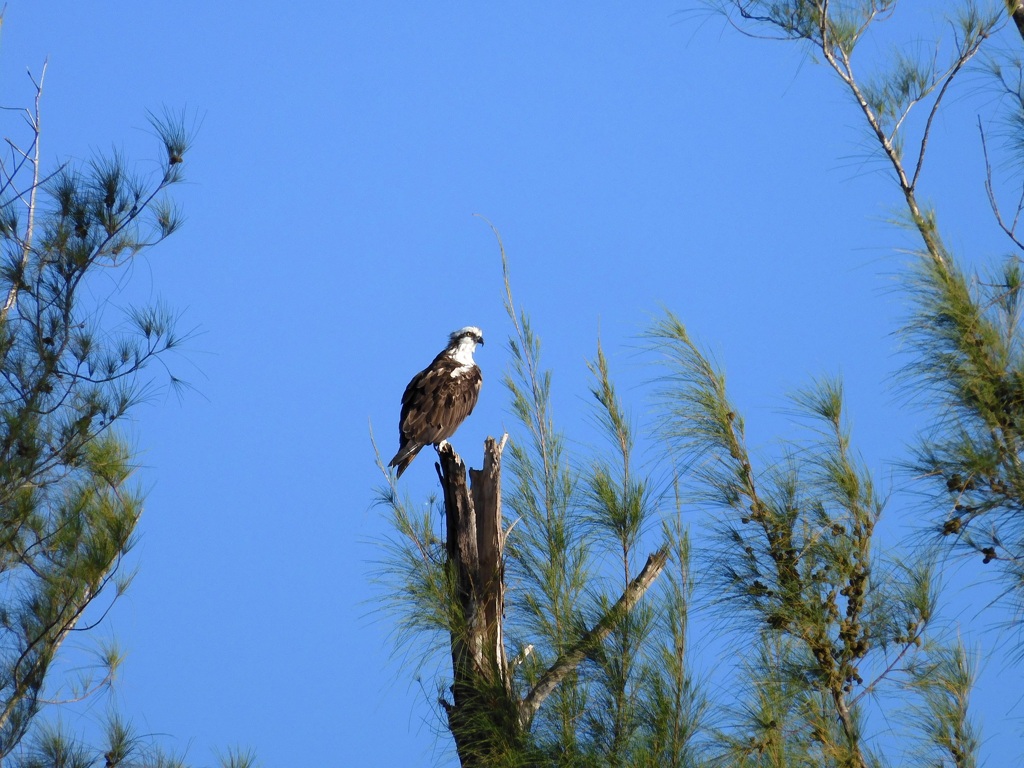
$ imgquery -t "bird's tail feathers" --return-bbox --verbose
[389,443,422,478]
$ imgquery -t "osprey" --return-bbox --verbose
[389,326,484,478]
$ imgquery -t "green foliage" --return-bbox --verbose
[373,473,458,651]
[499,243,590,756]
[903,640,979,768]
[217,746,261,768]
[498,243,712,767]
[377,3,1024,766]
[711,0,891,54]
[378,280,978,765]
[377,239,707,766]
[0,66,188,758]
[647,314,957,767]
[0,58,254,767]
[904,246,1024,572]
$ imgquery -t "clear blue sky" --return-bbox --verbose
[3,2,1022,765]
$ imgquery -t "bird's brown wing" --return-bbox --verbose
[399,362,481,446]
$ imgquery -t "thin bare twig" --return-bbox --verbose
[912,36,984,191]
[1,60,46,322]
[850,624,926,707]
[979,119,1024,252]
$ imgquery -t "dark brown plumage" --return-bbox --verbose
[389,327,483,478]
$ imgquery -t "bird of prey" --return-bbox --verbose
[389,326,484,478]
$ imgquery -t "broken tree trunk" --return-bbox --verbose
[436,437,668,766]
[436,437,518,766]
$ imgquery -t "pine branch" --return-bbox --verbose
[518,549,668,729]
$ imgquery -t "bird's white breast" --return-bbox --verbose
[448,338,478,368]
[448,362,477,378]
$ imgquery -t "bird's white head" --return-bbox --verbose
[447,326,484,366]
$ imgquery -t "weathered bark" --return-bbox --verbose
[438,436,508,690]
[436,436,667,766]
[469,437,507,681]
[437,437,517,766]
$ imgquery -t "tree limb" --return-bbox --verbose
[2,61,45,322]
[517,548,668,729]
